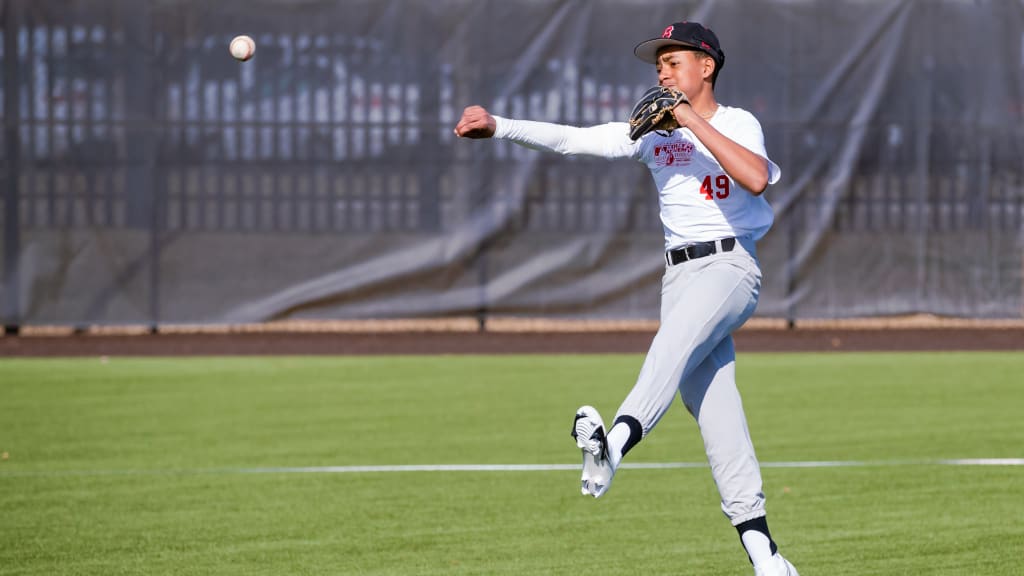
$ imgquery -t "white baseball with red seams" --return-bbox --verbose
[229,35,255,62]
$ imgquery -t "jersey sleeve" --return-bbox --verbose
[724,110,781,186]
[493,116,641,160]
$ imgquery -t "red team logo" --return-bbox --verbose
[661,25,674,38]
[654,141,695,167]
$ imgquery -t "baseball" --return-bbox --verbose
[229,35,255,62]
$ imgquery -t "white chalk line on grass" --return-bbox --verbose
[241,459,1024,474]
[1,459,1022,478]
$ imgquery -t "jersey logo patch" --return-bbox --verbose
[654,141,695,167]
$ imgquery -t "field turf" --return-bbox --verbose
[2,353,1022,575]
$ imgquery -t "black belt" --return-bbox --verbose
[665,237,737,266]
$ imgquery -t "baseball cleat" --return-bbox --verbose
[754,553,799,576]
[570,405,614,498]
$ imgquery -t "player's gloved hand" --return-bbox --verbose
[454,106,497,139]
[628,86,690,141]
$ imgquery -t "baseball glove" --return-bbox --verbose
[628,86,689,140]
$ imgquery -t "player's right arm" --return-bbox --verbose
[454,105,638,159]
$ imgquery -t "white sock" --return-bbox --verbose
[741,530,775,568]
[605,422,631,468]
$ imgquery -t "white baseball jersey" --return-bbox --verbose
[493,106,781,249]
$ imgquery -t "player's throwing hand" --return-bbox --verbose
[453,106,497,138]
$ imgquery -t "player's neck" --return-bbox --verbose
[685,82,715,116]
[691,95,719,119]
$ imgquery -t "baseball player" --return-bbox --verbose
[454,21,796,576]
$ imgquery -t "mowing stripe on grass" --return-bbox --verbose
[2,458,1022,478]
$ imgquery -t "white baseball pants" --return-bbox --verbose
[615,236,766,524]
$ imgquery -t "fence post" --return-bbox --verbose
[3,0,22,335]
[123,0,161,331]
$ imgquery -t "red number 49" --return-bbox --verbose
[700,174,730,200]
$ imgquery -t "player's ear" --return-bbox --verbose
[702,55,716,82]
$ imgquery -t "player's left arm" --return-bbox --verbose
[674,108,774,195]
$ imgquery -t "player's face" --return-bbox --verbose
[655,47,710,95]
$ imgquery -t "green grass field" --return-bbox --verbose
[2,353,1022,575]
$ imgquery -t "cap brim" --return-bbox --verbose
[633,39,702,64]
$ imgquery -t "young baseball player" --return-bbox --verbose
[454,21,797,576]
